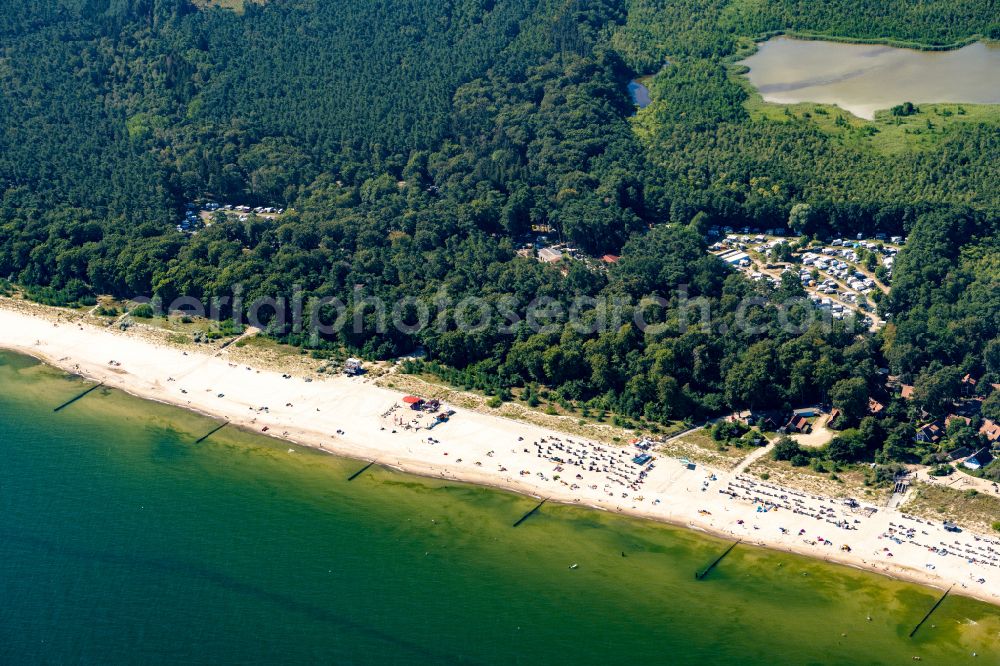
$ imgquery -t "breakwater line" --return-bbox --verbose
[513,498,547,527]
[53,382,104,412]
[696,539,742,580]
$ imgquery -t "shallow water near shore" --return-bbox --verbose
[1,350,998,664]
[738,37,1000,119]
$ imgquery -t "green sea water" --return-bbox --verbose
[1,350,998,665]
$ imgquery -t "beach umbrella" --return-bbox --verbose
[402,396,422,404]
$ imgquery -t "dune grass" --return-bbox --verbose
[740,72,1000,156]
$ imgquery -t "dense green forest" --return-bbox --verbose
[615,0,1000,70]
[0,0,997,468]
[722,0,1000,47]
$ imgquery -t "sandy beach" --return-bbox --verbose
[1,298,998,608]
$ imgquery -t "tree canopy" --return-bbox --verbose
[0,0,997,467]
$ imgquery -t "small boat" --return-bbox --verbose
[569,563,578,570]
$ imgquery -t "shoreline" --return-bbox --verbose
[1,298,998,609]
[748,29,994,54]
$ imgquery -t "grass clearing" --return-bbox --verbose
[902,482,1000,533]
[658,428,753,471]
[741,78,1000,156]
[746,457,890,503]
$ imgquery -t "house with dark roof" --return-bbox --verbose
[784,415,812,434]
[731,409,786,431]
[962,448,994,471]
[915,421,943,444]
[954,397,983,417]
[947,446,972,461]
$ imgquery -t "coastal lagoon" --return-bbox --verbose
[738,37,1000,119]
[1,350,999,664]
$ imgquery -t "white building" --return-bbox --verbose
[538,247,563,263]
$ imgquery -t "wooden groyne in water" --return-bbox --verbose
[513,498,547,527]
[347,461,377,481]
[53,382,104,412]
[909,585,953,638]
[695,539,742,580]
[194,421,229,444]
